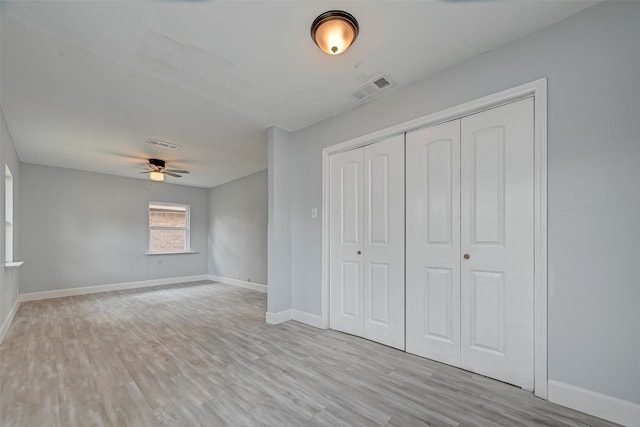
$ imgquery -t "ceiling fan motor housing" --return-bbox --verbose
[149,159,165,169]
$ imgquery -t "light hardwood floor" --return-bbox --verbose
[0,281,617,426]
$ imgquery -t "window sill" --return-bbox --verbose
[5,261,24,269]
[145,251,198,256]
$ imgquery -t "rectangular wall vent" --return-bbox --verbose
[350,74,395,103]
[146,138,182,151]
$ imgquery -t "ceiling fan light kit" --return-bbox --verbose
[311,10,359,55]
[141,158,190,182]
[149,171,165,182]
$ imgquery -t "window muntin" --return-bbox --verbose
[148,202,189,253]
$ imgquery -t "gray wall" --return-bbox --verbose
[273,2,640,403]
[0,108,21,329]
[20,164,209,293]
[209,169,267,285]
[267,126,292,313]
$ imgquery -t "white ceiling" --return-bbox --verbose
[0,0,596,188]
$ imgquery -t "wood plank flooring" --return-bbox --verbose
[0,281,618,426]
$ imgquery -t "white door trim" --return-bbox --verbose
[321,78,548,398]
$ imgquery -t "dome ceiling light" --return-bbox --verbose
[310,10,359,55]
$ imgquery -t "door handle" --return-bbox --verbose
[463,253,470,260]
[357,250,362,255]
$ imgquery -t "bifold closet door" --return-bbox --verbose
[330,148,364,337]
[406,98,535,389]
[406,120,461,366]
[460,98,534,390]
[362,135,405,350]
[329,134,405,349]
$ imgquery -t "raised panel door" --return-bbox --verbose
[406,120,461,365]
[460,98,534,389]
[330,148,364,336]
[363,134,405,350]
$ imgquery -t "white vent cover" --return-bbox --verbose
[350,75,395,102]
[146,138,182,151]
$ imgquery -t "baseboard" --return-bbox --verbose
[18,275,210,302]
[0,298,20,345]
[209,275,267,293]
[292,309,327,329]
[264,309,327,329]
[265,309,292,324]
[548,380,640,427]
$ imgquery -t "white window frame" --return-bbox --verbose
[148,201,191,254]
[5,165,13,263]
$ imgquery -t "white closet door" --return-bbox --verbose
[460,98,535,389]
[329,148,364,336]
[406,120,461,365]
[363,135,405,350]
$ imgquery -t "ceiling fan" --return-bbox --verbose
[140,158,190,181]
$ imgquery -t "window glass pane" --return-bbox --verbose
[149,204,186,228]
[150,229,186,252]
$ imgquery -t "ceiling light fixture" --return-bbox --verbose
[149,171,165,182]
[311,10,359,55]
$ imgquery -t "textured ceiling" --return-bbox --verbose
[0,1,596,187]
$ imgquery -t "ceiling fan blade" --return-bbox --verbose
[139,170,153,174]
[165,169,190,174]
[120,164,149,170]
[164,172,182,178]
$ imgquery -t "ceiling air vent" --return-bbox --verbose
[146,138,182,151]
[350,75,395,102]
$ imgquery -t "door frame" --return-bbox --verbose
[321,78,548,398]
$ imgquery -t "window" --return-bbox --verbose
[148,202,190,253]
[5,165,13,262]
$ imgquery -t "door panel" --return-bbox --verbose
[460,98,534,389]
[424,267,454,342]
[471,126,505,245]
[368,154,390,245]
[406,120,461,364]
[330,149,364,336]
[341,161,361,244]
[469,270,505,355]
[341,261,361,317]
[363,135,405,350]
[369,263,389,324]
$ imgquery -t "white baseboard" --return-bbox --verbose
[0,298,20,345]
[292,309,327,329]
[209,275,267,293]
[265,308,327,329]
[18,275,210,302]
[548,380,640,427]
[265,309,292,324]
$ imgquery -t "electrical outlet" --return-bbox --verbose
[311,208,318,219]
